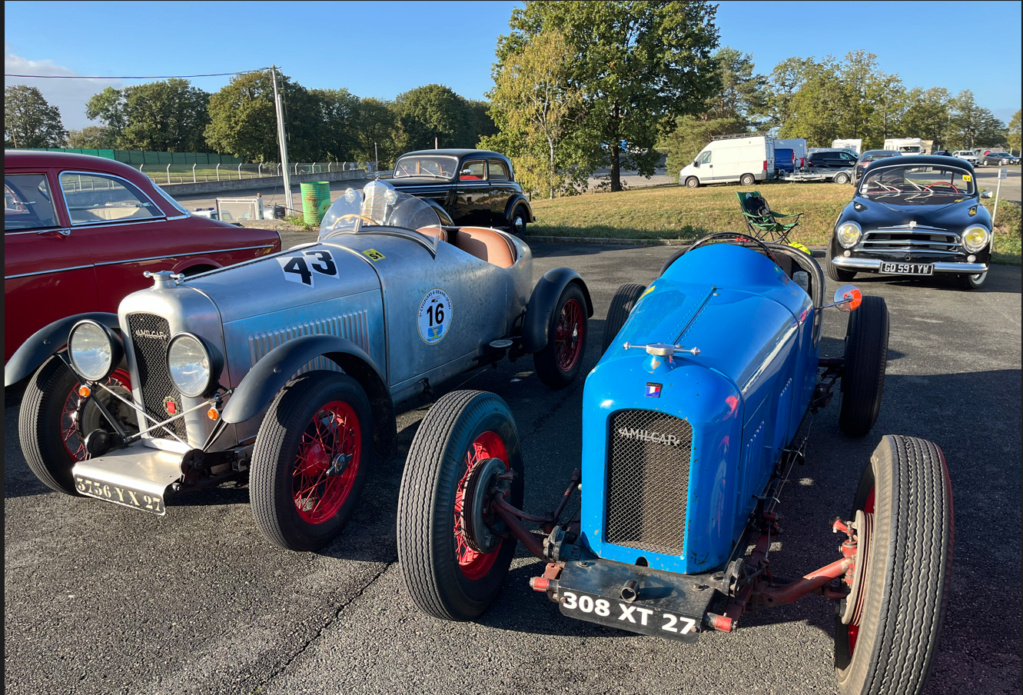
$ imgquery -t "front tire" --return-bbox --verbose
[396,390,524,621]
[19,355,133,495]
[955,270,987,290]
[250,371,372,551]
[602,283,646,356]
[839,296,889,436]
[685,176,700,189]
[739,173,756,186]
[834,435,953,695]
[826,245,857,282]
[533,282,587,388]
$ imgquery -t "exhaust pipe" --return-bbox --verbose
[620,579,638,603]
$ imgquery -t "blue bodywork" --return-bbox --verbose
[580,244,818,575]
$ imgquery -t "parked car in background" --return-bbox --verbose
[931,150,952,157]
[679,135,775,188]
[981,151,1019,166]
[806,150,858,183]
[6,180,591,553]
[827,155,993,290]
[389,149,535,235]
[4,151,281,364]
[852,150,900,183]
[952,150,979,165]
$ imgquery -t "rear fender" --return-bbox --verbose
[522,269,593,353]
[5,312,121,387]
[503,195,535,223]
[221,334,396,460]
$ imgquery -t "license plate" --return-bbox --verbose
[880,261,934,276]
[559,589,700,641]
[74,475,166,515]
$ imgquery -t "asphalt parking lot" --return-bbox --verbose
[4,242,1021,695]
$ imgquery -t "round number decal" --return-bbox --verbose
[418,288,452,345]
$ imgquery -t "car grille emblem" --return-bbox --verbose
[164,397,178,415]
[645,383,662,398]
[135,328,169,340]
[909,220,917,229]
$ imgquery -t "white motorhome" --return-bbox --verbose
[883,138,924,155]
[832,139,862,155]
[679,135,776,188]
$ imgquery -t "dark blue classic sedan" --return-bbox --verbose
[826,155,994,289]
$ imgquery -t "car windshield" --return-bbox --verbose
[392,155,458,179]
[858,164,976,204]
[319,180,445,245]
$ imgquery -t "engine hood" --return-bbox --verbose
[844,195,991,229]
[178,242,380,324]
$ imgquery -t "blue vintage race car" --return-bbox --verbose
[396,233,953,695]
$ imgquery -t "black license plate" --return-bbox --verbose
[559,589,700,642]
[880,261,934,276]
[74,475,166,515]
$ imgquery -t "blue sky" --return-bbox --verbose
[5,0,1020,131]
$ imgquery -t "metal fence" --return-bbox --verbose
[137,161,377,185]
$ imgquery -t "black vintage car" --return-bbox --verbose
[389,149,535,235]
[826,155,994,289]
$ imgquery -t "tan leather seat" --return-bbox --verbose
[454,227,516,268]
[416,226,448,243]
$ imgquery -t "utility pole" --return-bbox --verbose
[374,142,378,175]
[271,65,294,214]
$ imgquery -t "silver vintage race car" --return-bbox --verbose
[7,180,591,551]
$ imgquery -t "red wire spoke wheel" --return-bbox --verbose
[20,355,135,496]
[251,372,373,552]
[397,390,524,621]
[534,282,588,388]
[833,436,953,695]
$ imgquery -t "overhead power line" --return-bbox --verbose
[5,68,269,80]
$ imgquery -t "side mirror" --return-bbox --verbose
[981,190,993,199]
[829,285,862,313]
[692,160,700,168]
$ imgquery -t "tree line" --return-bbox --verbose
[4,0,1019,198]
[4,75,496,168]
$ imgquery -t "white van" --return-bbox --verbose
[679,135,776,188]
[832,139,862,155]
[883,138,924,155]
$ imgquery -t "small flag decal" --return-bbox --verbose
[645,383,662,398]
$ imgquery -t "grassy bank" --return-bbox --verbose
[527,182,1022,265]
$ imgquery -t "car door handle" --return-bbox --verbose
[36,228,71,237]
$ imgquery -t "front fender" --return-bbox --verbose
[5,312,121,387]
[221,334,386,425]
[503,195,535,223]
[522,268,593,353]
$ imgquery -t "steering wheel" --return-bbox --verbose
[330,213,377,231]
[924,182,960,193]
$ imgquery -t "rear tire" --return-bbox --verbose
[834,435,953,695]
[740,173,756,186]
[509,208,528,237]
[602,283,646,356]
[533,283,587,389]
[396,390,524,620]
[839,296,889,436]
[685,177,700,189]
[827,246,857,282]
[250,371,372,551]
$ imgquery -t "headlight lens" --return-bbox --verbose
[836,221,862,249]
[168,334,214,398]
[962,225,990,253]
[69,321,120,381]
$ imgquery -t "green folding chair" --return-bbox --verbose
[736,191,802,244]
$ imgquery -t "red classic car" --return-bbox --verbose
[4,151,281,363]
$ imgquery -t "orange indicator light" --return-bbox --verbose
[78,385,91,398]
[207,407,220,421]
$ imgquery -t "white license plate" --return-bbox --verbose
[559,590,699,641]
[880,261,934,276]
[74,475,166,515]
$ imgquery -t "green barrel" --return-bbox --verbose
[301,181,331,226]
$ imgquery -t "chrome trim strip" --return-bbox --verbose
[832,257,988,273]
[861,239,958,247]
[93,244,276,267]
[6,264,95,279]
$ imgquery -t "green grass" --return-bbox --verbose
[527,182,1022,265]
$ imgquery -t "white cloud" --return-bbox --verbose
[5,43,124,131]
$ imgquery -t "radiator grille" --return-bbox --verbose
[126,313,185,439]
[605,410,693,555]
[861,227,960,255]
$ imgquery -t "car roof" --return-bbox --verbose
[5,150,147,176]
[861,154,975,175]
[397,149,509,160]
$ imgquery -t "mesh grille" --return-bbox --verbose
[605,410,693,555]
[126,313,185,439]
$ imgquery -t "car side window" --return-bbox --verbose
[488,159,509,181]
[5,174,59,232]
[459,161,486,181]
[840,153,856,162]
[59,172,162,225]
[697,151,712,164]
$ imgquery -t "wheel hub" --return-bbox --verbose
[458,457,507,554]
[327,452,352,477]
[841,509,872,625]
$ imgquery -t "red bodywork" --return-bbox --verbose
[4,151,281,362]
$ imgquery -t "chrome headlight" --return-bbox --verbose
[962,225,990,253]
[68,321,122,382]
[167,334,220,398]
[836,221,862,249]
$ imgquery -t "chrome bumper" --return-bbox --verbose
[831,257,989,274]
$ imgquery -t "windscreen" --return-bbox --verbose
[858,164,976,205]
[392,155,458,179]
[318,180,444,243]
